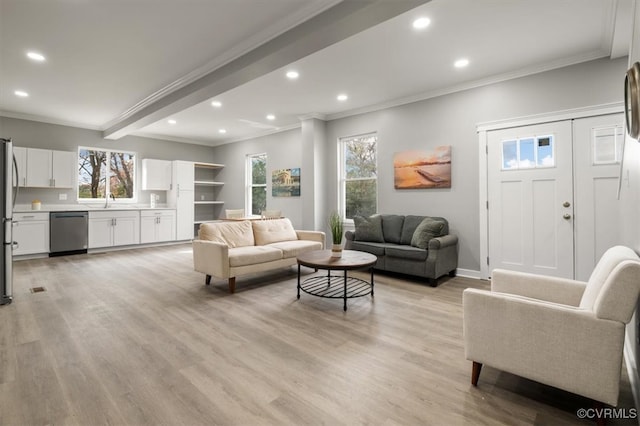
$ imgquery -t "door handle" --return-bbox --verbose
[563,214,572,220]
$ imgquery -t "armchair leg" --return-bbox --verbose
[228,277,236,294]
[471,361,482,386]
[205,275,211,285]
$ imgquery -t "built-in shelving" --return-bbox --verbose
[193,162,225,234]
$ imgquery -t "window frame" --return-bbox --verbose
[77,146,137,203]
[337,132,378,223]
[245,152,267,216]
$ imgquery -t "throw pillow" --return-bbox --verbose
[353,215,385,242]
[411,218,446,249]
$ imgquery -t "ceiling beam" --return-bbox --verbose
[103,0,429,140]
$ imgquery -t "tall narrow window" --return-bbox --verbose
[338,133,378,219]
[246,153,267,215]
[78,147,136,200]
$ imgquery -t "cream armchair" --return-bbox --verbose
[463,246,640,407]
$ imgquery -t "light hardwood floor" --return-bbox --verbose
[1,244,636,425]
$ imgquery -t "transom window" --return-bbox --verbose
[246,153,267,215]
[501,135,554,170]
[78,147,136,201]
[338,133,378,219]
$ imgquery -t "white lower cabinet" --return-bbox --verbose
[88,210,140,248]
[13,212,49,255]
[140,210,176,244]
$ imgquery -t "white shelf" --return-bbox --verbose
[194,201,224,205]
[194,180,224,186]
[194,219,224,224]
[194,162,224,169]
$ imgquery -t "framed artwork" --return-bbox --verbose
[272,168,300,196]
[394,146,451,189]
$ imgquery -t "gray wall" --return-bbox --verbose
[324,56,627,272]
[213,128,304,227]
[0,117,215,206]
[213,57,627,273]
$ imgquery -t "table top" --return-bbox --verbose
[297,249,377,270]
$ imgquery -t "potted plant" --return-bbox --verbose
[328,210,344,258]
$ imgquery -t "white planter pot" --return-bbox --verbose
[331,243,343,258]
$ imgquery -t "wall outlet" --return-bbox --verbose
[59,193,67,201]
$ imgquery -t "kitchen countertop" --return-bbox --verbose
[14,204,175,213]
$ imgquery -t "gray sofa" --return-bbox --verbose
[344,214,458,286]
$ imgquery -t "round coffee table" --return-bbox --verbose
[296,249,377,311]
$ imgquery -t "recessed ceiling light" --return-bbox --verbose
[26,51,45,62]
[218,129,227,134]
[211,100,222,108]
[412,17,431,30]
[286,70,299,79]
[454,58,469,68]
[14,90,29,98]
[266,114,276,121]
[168,119,177,125]
[337,94,348,102]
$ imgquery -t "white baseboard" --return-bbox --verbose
[456,268,482,279]
[624,332,640,413]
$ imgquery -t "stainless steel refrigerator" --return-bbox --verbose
[1,138,15,305]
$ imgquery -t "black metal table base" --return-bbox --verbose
[297,267,374,311]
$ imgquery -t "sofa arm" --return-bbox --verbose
[491,269,586,306]
[296,230,326,249]
[426,234,458,278]
[345,230,355,241]
[192,239,230,279]
[463,288,624,405]
[428,234,457,249]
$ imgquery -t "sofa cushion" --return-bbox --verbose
[199,220,255,248]
[400,215,427,245]
[385,244,428,261]
[353,215,385,242]
[348,241,387,256]
[380,214,404,244]
[411,218,447,249]
[252,218,298,245]
[228,246,283,267]
[268,240,323,258]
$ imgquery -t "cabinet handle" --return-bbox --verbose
[23,177,26,186]
[22,215,34,219]
[52,178,56,187]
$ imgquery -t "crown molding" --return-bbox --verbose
[297,113,327,121]
[327,50,612,122]
[0,110,102,131]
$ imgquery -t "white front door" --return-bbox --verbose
[487,121,574,278]
[573,113,624,281]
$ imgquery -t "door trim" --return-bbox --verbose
[478,102,623,279]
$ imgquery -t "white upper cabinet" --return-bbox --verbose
[142,159,172,191]
[13,147,75,188]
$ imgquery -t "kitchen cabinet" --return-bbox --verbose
[141,159,172,190]
[194,162,224,227]
[88,210,140,248]
[12,212,49,255]
[13,147,75,188]
[140,210,176,243]
[168,161,195,240]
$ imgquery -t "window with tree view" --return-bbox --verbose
[247,153,266,215]
[340,133,377,219]
[78,148,135,200]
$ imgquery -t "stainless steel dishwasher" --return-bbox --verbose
[49,211,88,256]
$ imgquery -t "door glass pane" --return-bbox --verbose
[592,126,622,164]
[502,140,517,169]
[78,148,106,199]
[519,138,535,168]
[537,136,554,167]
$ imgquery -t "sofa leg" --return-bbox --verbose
[205,275,211,285]
[471,361,482,386]
[593,401,606,426]
[449,269,457,277]
[228,277,236,294]
[427,277,438,287]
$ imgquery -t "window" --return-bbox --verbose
[501,135,554,170]
[338,133,378,219]
[78,147,136,201]
[246,153,266,215]
[592,125,623,164]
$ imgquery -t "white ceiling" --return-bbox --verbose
[0,0,634,147]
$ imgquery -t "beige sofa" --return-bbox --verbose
[193,218,324,293]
